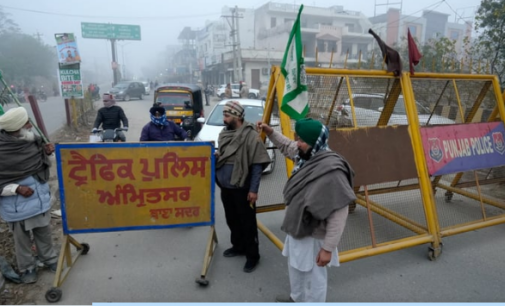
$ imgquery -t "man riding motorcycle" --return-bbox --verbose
[92,94,129,141]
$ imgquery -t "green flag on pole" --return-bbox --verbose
[280,4,308,120]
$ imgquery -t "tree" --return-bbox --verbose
[0,7,20,35]
[474,0,505,88]
[0,33,57,85]
[393,34,460,73]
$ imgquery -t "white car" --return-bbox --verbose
[194,99,278,174]
[141,81,151,95]
[216,84,260,99]
[338,93,455,127]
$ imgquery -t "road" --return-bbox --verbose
[31,96,505,304]
[3,96,68,137]
[2,82,112,137]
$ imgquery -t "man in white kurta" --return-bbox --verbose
[258,118,356,302]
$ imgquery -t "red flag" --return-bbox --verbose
[408,28,422,75]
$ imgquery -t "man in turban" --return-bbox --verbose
[0,107,59,284]
[140,106,188,141]
[216,100,271,273]
[257,118,356,302]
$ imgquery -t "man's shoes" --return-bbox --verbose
[46,262,58,273]
[243,258,259,273]
[20,269,37,284]
[223,248,245,258]
[275,295,295,303]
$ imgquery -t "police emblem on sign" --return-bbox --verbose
[493,132,505,155]
[428,138,444,163]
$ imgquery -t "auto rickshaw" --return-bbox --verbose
[153,83,204,139]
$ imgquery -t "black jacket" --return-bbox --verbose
[93,106,129,130]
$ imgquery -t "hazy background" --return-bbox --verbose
[0,0,482,81]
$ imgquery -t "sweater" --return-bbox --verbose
[93,106,129,130]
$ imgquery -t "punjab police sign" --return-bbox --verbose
[58,67,83,98]
[55,142,215,234]
[421,122,505,176]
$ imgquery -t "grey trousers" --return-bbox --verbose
[11,221,58,273]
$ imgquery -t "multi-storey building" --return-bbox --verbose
[369,8,472,54]
[190,3,473,91]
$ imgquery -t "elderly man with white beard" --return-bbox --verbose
[0,107,58,284]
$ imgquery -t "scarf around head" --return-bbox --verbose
[151,114,169,126]
[291,124,330,174]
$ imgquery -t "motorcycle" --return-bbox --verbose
[17,93,26,103]
[36,90,47,102]
[90,128,127,142]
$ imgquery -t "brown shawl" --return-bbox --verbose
[281,151,356,238]
[216,122,271,188]
[0,131,50,190]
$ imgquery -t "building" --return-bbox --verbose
[254,3,374,66]
[197,6,256,87]
[192,2,473,93]
[369,8,472,55]
[169,27,199,83]
[198,2,374,91]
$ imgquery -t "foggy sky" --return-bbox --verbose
[0,0,482,79]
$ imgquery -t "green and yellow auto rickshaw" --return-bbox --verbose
[153,83,204,139]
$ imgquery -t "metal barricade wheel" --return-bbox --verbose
[80,243,90,255]
[45,287,62,303]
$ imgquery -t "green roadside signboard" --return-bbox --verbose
[81,22,141,40]
[59,67,84,98]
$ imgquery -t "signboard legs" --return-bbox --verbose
[195,225,218,286]
[45,235,89,303]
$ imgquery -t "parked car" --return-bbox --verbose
[109,81,146,101]
[194,99,278,174]
[142,81,151,95]
[216,83,260,99]
[337,93,455,127]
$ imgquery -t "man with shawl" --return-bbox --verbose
[257,118,356,302]
[0,107,58,284]
[216,100,271,273]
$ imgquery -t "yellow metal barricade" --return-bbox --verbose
[257,65,505,263]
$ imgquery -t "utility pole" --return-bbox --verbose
[34,31,43,43]
[122,47,126,80]
[230,9,238,82]
[222,8,243,83]
[110,39,118,86]
[235,6,243,82]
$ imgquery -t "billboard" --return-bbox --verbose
[55,33,81,65]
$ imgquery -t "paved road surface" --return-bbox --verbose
[32,98,505,304]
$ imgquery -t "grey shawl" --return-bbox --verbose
[216,122,271,188]
[281,150,356,238]
[0,131,50,190]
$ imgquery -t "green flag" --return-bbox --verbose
[280,4,308,120]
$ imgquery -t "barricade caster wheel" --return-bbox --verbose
[195,278,209,286]
[428,244,443,261]
[45,287,62,303]
[80,243,90,255]
[444,192,453,203]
